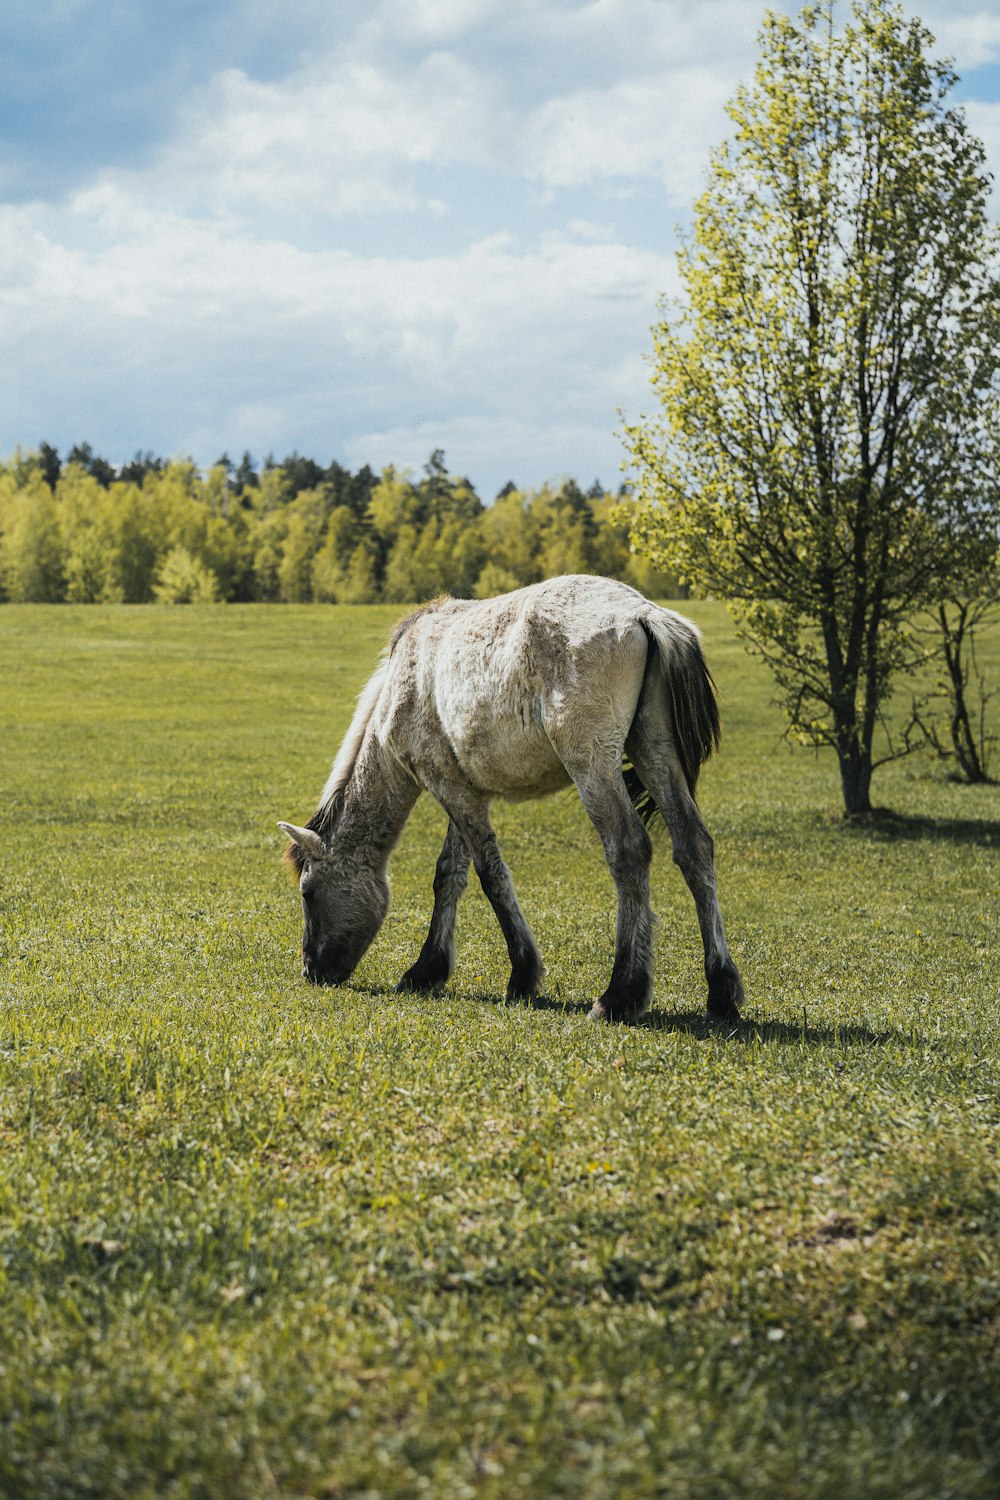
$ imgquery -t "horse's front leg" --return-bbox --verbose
[397,819,470,993]
[431,791,543,1002]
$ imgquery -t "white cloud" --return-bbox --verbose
[385,0,504,44]
[0,192,677,488]
[525,66,732,205]
[920,6,1000,69]
[97,49,505,222]
[68,0,762,226]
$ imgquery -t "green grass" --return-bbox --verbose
[1,602,998,1499]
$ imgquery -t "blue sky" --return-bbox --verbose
[2,0,1000,499]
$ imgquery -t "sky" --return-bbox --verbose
[2,0,1000,500]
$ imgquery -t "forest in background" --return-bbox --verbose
[0,444,678,605]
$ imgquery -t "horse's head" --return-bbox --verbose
[278,822,389,985]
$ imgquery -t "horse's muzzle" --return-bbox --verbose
[302,952,349,986]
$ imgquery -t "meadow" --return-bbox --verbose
[0,600,998,1499]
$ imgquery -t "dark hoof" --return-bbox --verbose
[707,961,744,1020]
[506,960,544,1002]
[589,983,651,1024]
[396,956,451,993]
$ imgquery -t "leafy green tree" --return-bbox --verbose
[913,537,999,783]
[117,451,166,486]
[478,489,542,586]
[56,464,121,602]
[0,474,66,601]
[418,451,483,529]
[38,442,61,492]
[474,561,522,598]
[311,506,362,602]
[407,520,450,600]
[66,442,116,489]
[247,507,288,601]
[439,515,486,597]
[381,523,422,602]
[110,482,163,602]
[153,546,220,604]
[148,463,240,599]
[623,0,1000,814]
[535,484,594,578]
[367,469,420,548]
[65,528,115,603]
[277,489,327,602]
[234,451,259,493]
[276,452,327,500]
[338,543,379,604]
[203,463,233,517]
[342,464,378,520]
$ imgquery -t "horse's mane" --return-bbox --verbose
[284,660,389,876]
[286,601,455,877]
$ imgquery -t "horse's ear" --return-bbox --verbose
[277,822,326,862]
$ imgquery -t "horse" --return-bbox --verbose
[279,574,744,1022]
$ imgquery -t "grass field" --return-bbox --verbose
[1,601,998,1499]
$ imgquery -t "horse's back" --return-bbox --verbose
[377,576,659,799]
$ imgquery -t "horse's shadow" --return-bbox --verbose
[630,1009,890,1047]
[374,982,891,1048]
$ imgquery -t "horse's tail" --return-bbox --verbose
[284,661,389,875]
[623,610,720,827]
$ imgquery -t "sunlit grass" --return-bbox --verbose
[1,602,998,1498]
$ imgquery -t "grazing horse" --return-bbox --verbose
[279,574,743,1022]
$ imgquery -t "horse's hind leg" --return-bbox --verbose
[628,721,743,1020]
[432,791,544,1002]
[397,819,470,993]
[667,784,742,1019]
[566,765,655,1021]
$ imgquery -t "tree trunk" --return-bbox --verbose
[940,605,990,784]
[837,740,874,816]
[826,631,875,815]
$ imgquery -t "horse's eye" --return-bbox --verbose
[302,888,316,906]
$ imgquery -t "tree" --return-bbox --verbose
[277,489,327,601]
[312,506,361,602]
[340,464,378,521]
[475,561,522,598]
[234,451,259,492]
[913,537,999,783]
[477,488,541,586]
[0,474,66,601]
[109,482,163,602]
[623,0,1000,814]
[66,442,116,488]
[118,451,165,486]
[38,442,61,491]
[367,468,420,546]
[277,452,327,500]
[417,451,483,528]
[337,543,379,603]
[381,523,422,602]
[153,546,220,604]
[57,464,121,602]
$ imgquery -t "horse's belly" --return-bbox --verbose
[422,663,569,798]
[438,687,570,799]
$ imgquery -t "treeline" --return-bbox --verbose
[0,446,678,605]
